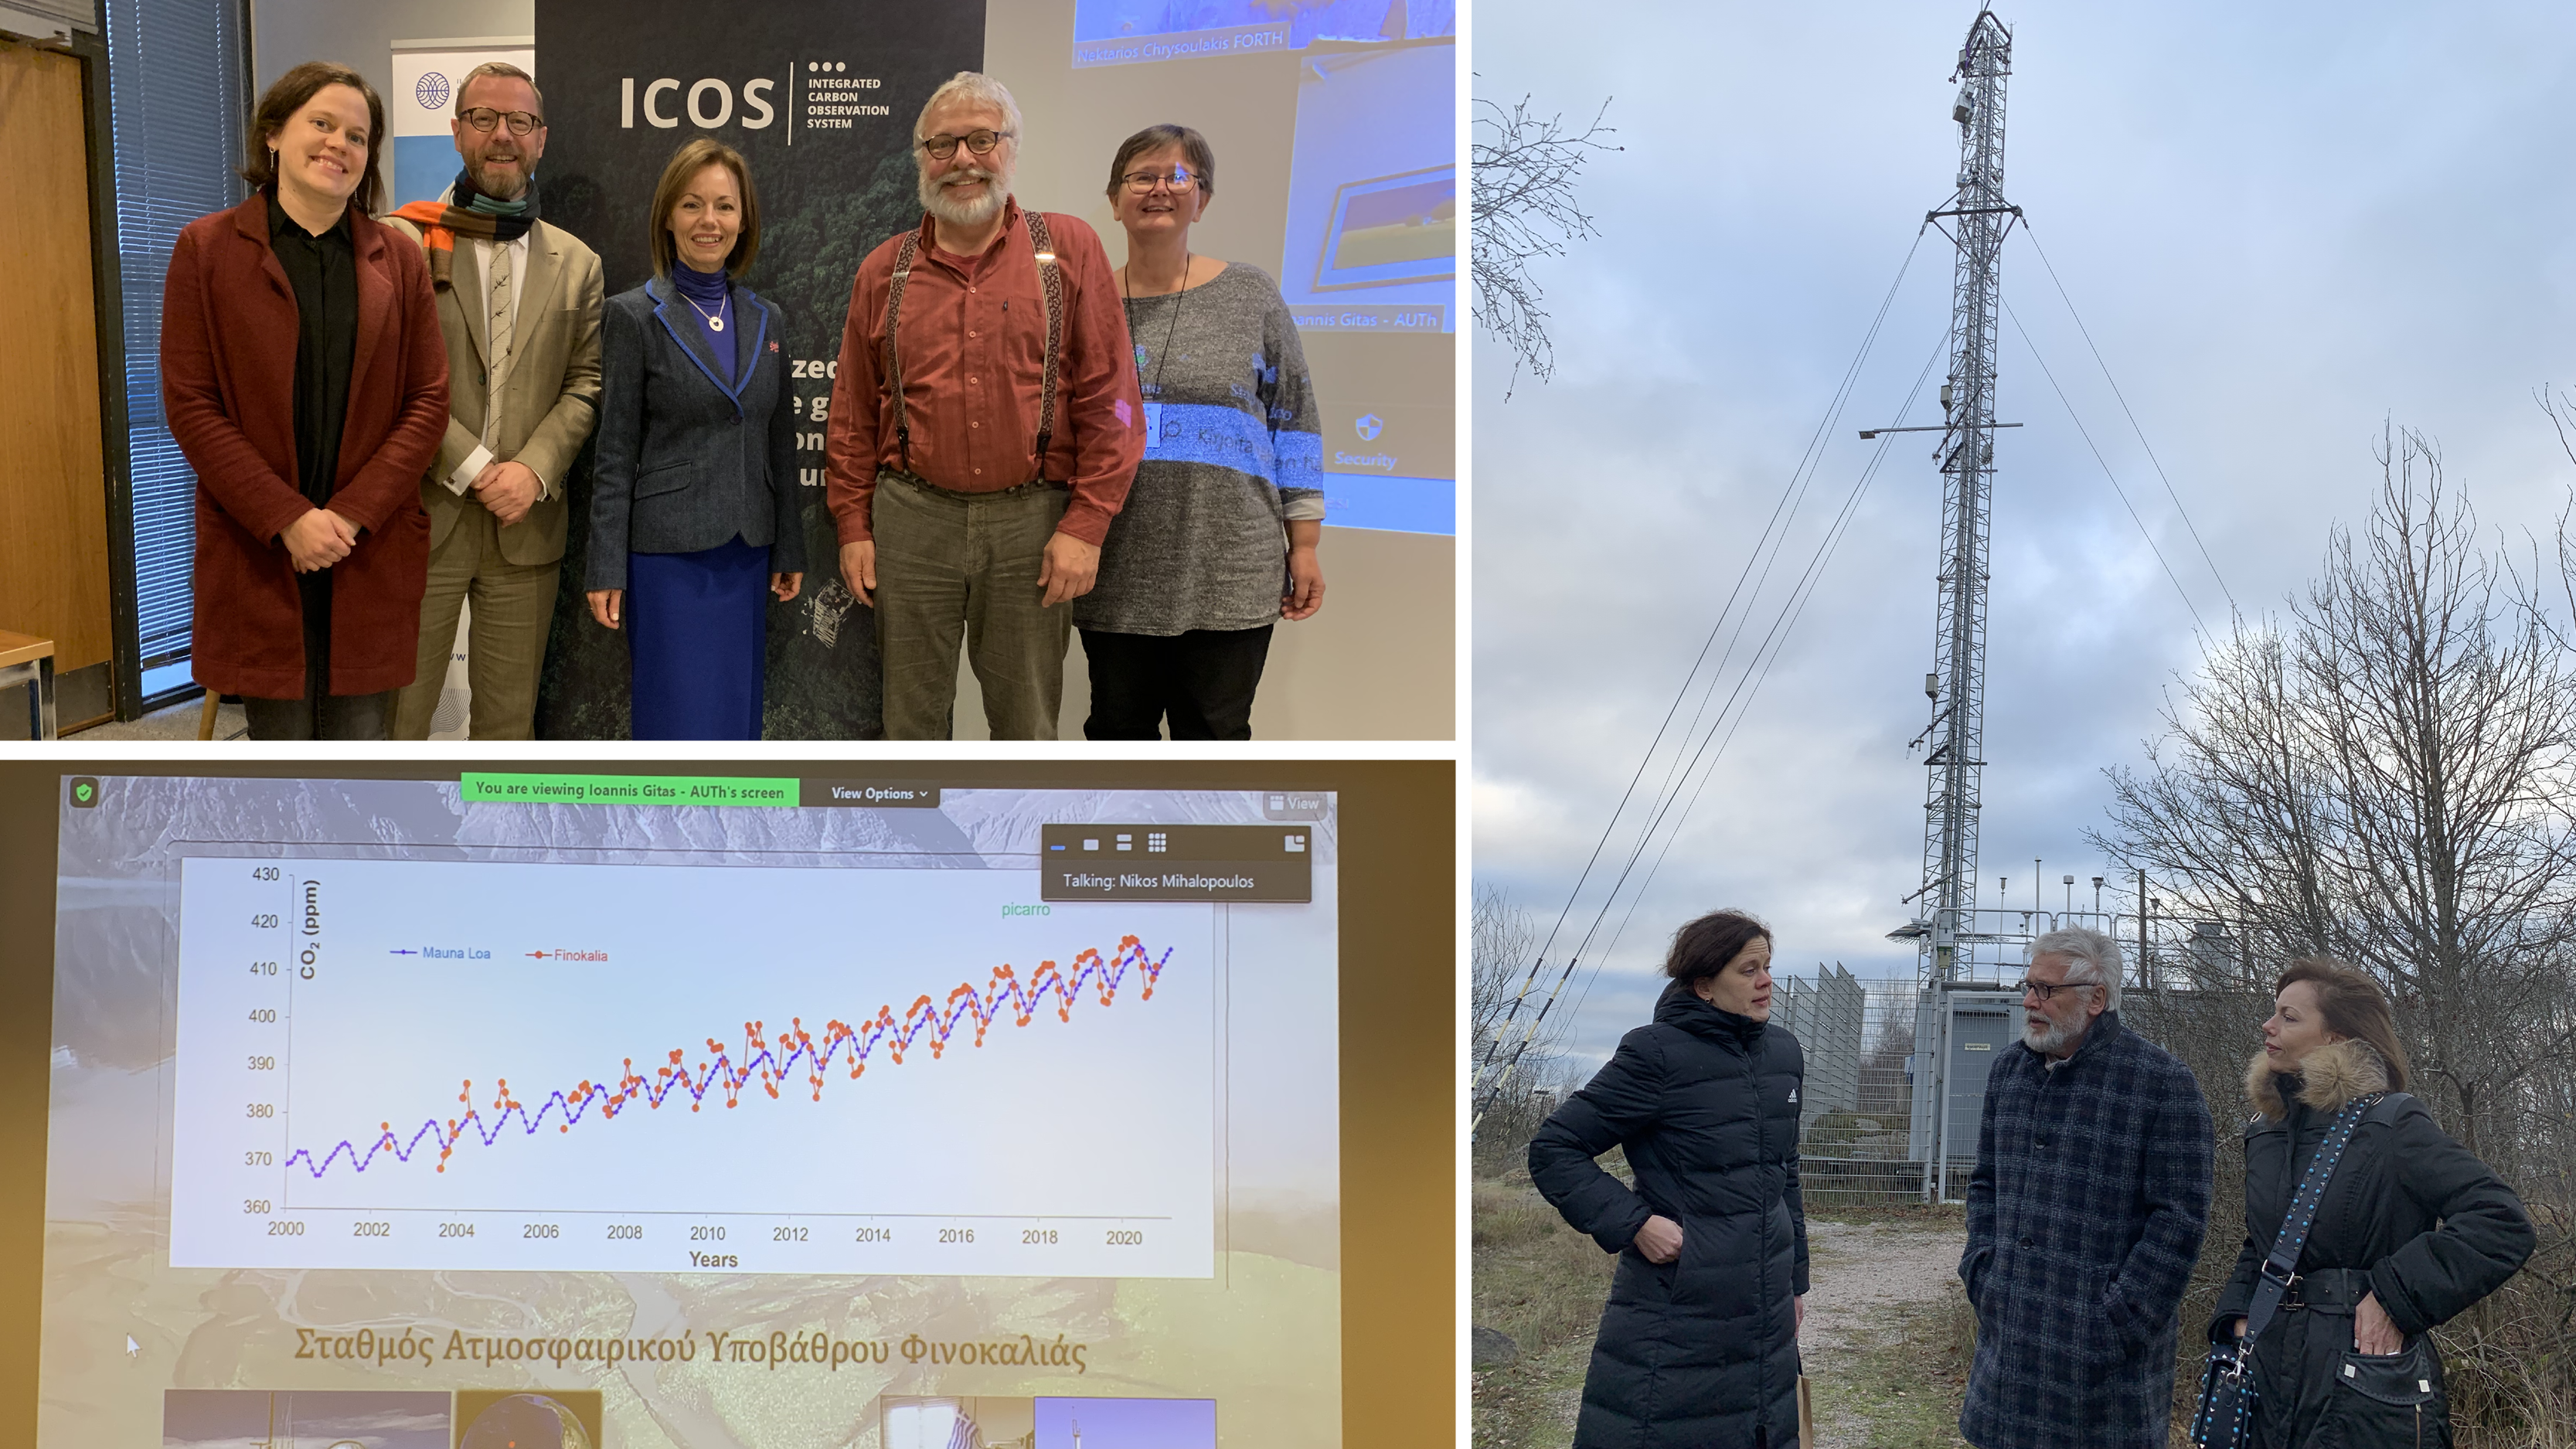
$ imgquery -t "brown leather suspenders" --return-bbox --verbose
[883,232,920,473]
[1024,211,1064,473]
[881,211,1064,481]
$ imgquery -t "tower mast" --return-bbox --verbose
[1919,10,2019,985]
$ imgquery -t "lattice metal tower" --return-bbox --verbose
[1916,11,2020,985]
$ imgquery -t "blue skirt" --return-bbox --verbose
[626,536,768,740]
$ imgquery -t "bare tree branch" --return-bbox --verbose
[2092,427,2576,1168]
[1472,93,1618,400]
[1470,884,1577,1172]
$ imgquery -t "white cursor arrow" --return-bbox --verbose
[124,1335,139,1360]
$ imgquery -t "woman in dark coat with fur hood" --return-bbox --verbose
[2211,957,2533,1449]
[1527,909,1809,1449]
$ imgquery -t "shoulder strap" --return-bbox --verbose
[883,233,921,474]
[881,218,1067,482]
[1023,209,1064,480]
[2240,1091,2384,1346]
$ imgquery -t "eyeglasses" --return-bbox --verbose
[919,128,1012,160]
[1120,167,1198,195]
[460,107,544,136]
[2013,978,2098,1002]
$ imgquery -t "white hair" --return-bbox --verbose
[914,71,1023,146]
[2030,926,2123,1012]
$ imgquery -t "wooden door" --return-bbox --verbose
[0,40,114,714]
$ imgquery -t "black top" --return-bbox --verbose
[266,192,358,509]
[264,192,360,698]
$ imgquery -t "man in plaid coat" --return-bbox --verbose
[1959,927,2214,1449]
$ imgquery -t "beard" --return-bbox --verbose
[2023,1013,2078,1056]
[920,163,1010,227]
[467,152,529,200]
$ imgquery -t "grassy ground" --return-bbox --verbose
[1802,1283,1976,1449]
[1472,1172,1619,1449]
[1472,1171,1977,1449]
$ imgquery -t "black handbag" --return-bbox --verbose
[2189,1090,2384,1449]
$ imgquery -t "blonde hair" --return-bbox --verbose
[455,60,545,120]
[2277,957,2411,1093]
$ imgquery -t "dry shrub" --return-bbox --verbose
[1472,1171,1621,1362]
[1473,1087,1559,1179]
[2444,1200,2576,1449]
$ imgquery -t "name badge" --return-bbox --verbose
[1142,402,1164,454]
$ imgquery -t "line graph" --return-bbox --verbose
[285,938,1172,1181]
[169,857,1217,1276]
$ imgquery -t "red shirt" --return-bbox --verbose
[824,199,1143,546]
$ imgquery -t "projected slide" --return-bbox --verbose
[170,859,1215,1276]
[1281,44,1453,335]
[1312,165,1456,291]
[1070,0,1456,67]
[46,776,1341,1449]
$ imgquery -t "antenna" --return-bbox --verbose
[1915,8,2020,986]
[1888,9,2025,1206]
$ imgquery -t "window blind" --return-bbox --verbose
[104,0,244,683]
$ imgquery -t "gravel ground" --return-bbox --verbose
[1802,1218,1970,1354]
[1803,1217,1971,1449]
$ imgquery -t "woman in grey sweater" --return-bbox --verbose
[1074,124,1325,739]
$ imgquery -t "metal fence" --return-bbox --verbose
[1775,971,2286,1205]
[1780,971,1931,1206]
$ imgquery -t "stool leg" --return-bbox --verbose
[198,689,219,742]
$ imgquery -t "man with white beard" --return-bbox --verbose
[823,72,1143,738]
[1955,927,2214,1449]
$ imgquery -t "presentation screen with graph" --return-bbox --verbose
[43,774,1340,1449]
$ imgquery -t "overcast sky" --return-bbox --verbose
[1472,2,2576,1069]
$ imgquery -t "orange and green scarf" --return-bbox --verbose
[390,169,539,291]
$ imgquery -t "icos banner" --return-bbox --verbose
[531,0,983,738]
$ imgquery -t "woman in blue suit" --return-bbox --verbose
[585,138,803,739]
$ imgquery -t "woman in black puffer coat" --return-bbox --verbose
[2211,957,2532,1449]
[1528,908,1808,1449]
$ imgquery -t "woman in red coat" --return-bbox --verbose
[161,61,447,738]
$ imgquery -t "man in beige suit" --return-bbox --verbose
[386,60,602,739]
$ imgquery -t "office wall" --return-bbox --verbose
[250,0,526,106]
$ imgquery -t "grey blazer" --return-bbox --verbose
[382,213,604,567]
[584,275,805,591]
